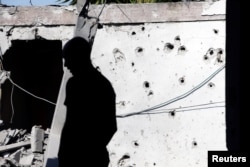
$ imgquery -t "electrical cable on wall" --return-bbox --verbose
[0,60,225,119]
[116,64,225,118]
[0,58,56,123]
[0,70,56,123]
[10,84,15,123]
[139,105,225,116]
[143,101,225,115]
[0,59,56,106]
[97,0,106,19]
[152,101,225,112]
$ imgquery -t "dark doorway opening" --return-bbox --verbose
[0,40,63,130]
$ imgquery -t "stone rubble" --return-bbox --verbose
[0,122,49,167]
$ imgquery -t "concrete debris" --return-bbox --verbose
[0,130,8,145]
[31,126,44,153]
[0,140,30,153]
[19,153,35,166]
[0,157,9,166]
[0,125,49,167]
[9,148,24,164]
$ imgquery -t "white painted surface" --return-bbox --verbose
[91,21,226,167]
[202,0,226,15]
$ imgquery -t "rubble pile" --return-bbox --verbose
[0,125,49,167]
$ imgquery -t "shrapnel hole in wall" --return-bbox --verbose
[118,154,130,166]
[209,49,214,55]
[217,48,223,55]
[174,35,180,41]
[192,141,198,147]
[164,43,174,53]
[208,82,215,88]
[207,48,214,56]
[135,47,144,57]
[113,48,126,63]
[179,77,185,85]
[131,62,135,67]
[143,81,150,89]
[148,90,153,96]
[169,110,176,117]
[213,29,219,34]
[132,140,139,147]
[178,45,187,55]
[203,55,209,60]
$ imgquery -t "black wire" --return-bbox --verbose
[117,65,225,118]
[138,105,225,116]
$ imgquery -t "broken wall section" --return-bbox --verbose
[0,6,77,129]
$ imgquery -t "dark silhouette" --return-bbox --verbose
[1,40,63,130]
[226,0,244,151]
[58,37,117,167]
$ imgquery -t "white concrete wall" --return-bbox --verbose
[0,1,226,167]
[92,21,226,167]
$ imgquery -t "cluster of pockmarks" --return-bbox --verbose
[164,35,187,55]
[113,48,126,64]
[143,81,154,100]
[130,26,145,35]
[203,48,224,64]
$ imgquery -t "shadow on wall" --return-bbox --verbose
[1,40,63,130]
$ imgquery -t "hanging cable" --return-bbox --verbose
[7,77,56,105]
[116,4,132,22]
[116,64,225,118]
[139,105,225,116]
[152,101,225,112]
[10,84,15,123]
[97,0,106,19]
[0,58,56,108]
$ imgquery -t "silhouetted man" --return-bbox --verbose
[58,37,117,167]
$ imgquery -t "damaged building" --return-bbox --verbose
[0,1,227,167]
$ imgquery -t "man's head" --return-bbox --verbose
[62,37,91,75]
